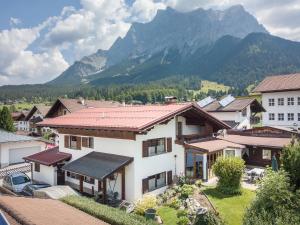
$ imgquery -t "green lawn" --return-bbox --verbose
[157,206,179,225]
[203,188,255,225]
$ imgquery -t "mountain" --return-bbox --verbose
[88,33,300,88]
[48,5,268,86]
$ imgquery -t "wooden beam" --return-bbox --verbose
[79,176,83,193]
[103,178,107,204]
[57,128,136,140]
[121,167,125,200]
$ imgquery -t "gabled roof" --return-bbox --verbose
[0,129,37,143]
[38,103,230,132]
[201,98,265,112]
[45,98,122,118]
[25,105,51,121]
[23,147,71,166]
[253,73,300,93]
[11,112,26,121]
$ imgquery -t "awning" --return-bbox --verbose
[62,152,133,181]
[24,147,72,166]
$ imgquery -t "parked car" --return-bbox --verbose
[3,172,31,193]
[21,182,51,196]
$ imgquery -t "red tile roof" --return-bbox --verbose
[220,134,292,149]
[186,138,245,153]
[38,103,230,132]
[23,147,71,166]
[253,73,300,93]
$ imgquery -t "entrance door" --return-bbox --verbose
[195,154,203,179]
[185,151,203,179]
[57,166,65,185]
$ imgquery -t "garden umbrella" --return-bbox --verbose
[272,155,278,172]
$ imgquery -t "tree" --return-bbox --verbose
[212,157,245,195]
[281,141,300,190]
[243,169,300,225]
[0,106,15,132]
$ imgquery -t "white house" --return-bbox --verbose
[253,73,300,130]
[0,130,46,168]
[24,105,51,133]
[198,95,265,129]
[26,103,229,202]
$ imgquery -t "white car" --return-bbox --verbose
[3,172,31,193]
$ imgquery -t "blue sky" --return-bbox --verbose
[0,0,299,85]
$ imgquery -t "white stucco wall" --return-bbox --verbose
[33,164,57,185]
[0,141,46,168]
[262,91,300,128]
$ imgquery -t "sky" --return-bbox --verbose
[0,0,300,86]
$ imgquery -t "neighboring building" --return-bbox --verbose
[253,73,300,130]
[45,98,122,118]
[198,95,265,129]
[0,129,46,168]
[11,111,28,131]
[26,103,228,202]
[25,105,51,134]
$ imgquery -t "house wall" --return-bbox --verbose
[0,141,46,168]
[58,114,214,202]
[33,164,57,185]
[262,90,300,128]
[17,121,30,131]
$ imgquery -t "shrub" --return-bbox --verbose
[213,157,245,195]
[195,211,225,225]
[177,216,190,225]
[168,198,181,209]
[61,195,157,225]
[243,169,300,225]
[134,195,157,215]
[281,141,300,190]
[180,184,195,199]
[177,209,188,218]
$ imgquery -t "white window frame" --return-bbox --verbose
[278,113,284,121]
[262,149,272,160]
[287,97,294,106]
[288,113,294,121]
[268,98,275,106]
[278,98,284,106]
[269,113,275,121]
[225,149,235,157]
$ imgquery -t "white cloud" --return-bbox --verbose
[9,17,22,27]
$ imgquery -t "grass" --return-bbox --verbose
[203,187,255,225]
[200,80,231,93]
[157,206,179,225]
[0,102,35,111]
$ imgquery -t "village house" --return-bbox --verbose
[11,111,28,131]
[25,103,229,202]
[198,95,265,129]
[0,130,46,168]
[24,105,51,134]
[253,73,300,130]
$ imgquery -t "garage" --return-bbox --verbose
[9,146,41,165]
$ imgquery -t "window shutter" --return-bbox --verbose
[167,170,173,185]
[142,141,149,157]
[82,137,88,148]
[64,135,70,148]
[76,136,82,150]
[142,178,149,194]
[167,138,172,152]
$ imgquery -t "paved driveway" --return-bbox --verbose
[0,196,108,225]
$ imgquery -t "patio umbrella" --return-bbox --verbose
[272,155,278,172]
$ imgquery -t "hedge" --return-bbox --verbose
[61,195,157,225]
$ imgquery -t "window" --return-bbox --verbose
[34,163,40,172]
[143,138,169,157]
[143,172,166,193]
[70,136,78,149]
[268,98,275,106]
[298,113,300,121]
[262,149,272,160]
[298,97,300,105]
[225,149,235,157]
[63,109,68,115]
[288,113,294,121]
[278,113,284,121]
[177,121,182,136]
[287,97,294,106]
[84,176,95,184]
[269,113,275,121]
[278,98,284,106]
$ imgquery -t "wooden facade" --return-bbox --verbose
[243,146,281,167]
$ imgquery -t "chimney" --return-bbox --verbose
[164,96,177,104]
[78,97,85,105]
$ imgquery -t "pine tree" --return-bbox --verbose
[0,106,15,132]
